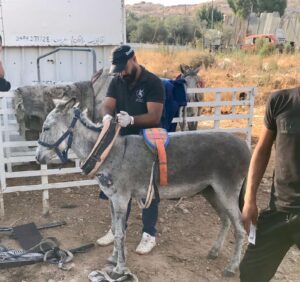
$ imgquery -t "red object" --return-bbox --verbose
[143,128,169,186]
[241,34,277,50]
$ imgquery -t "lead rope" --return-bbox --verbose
[137,161,155,209]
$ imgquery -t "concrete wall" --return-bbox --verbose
[224,12,300,46]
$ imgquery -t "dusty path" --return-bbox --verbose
[0,107,299,282]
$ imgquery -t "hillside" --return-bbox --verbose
[125,1,230,17]
[126,0,299,18]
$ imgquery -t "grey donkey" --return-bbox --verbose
[36,98,251,277]
[179,64,204,131]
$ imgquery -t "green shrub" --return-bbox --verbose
[255,37,275,56]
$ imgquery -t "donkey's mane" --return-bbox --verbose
[78,108,102,132]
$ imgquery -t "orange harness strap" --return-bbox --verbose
[157,138,168,186]
[147,128,168,186]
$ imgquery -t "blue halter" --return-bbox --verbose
[38,107,101,163]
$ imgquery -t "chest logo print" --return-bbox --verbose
[136,89,145,102]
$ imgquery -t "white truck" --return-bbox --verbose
[0,0,126,88]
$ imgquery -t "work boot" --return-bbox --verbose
[96,229,114,246]
[135,232,156,255]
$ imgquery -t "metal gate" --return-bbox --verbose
[0,86,255,217]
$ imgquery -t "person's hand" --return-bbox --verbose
[116,111,134,127]
[241,201,258,234]
[102,114,112,124]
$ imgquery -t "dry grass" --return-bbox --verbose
[136,48,300,106]
[136,48,300,139]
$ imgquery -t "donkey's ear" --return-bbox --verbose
[53,99,63,107]
[193,66,201,74]
[54,97,77,111]
[63,97,78,111]
[180,64,188,74]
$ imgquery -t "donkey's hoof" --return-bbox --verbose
[207,249,219,260]
[106,257,117,266]
[223,268,236,277]
[102,264,114,274]
[110,271,124,280]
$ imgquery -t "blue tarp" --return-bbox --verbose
[160,78,187,132]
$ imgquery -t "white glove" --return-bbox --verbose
[102,114,112,123]
[116,111,134,127]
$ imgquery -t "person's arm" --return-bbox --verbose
[242,127,275,234]
[132,102,163,127]
[100,97,116,118]
[0,61,5,78]
[99,78,117,122]
[117,102,163,128]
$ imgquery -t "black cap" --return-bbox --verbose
[110,45,135,73]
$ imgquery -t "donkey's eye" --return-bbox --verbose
[43,127,50,132]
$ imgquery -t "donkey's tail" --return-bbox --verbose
[238,177,247,212]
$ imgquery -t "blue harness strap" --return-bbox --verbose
[38,107,101,163]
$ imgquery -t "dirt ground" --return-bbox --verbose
[1,110,300,282]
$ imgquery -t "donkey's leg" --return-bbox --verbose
[106,200,118,266]
[110,196,130,277]
[204,181,245,276]
[223,199,245,277]
[187,107,197,130]
[201,186,231,259]
[212,181,245,276]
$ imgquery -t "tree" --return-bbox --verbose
[165,16,195,45]
[227,0,255,19]
[151,20,168,43]
[228,0,287,18]
[256,0,287,17]
[126,12,139,42]
[126,13,202,45]
[130,17,156,43]
[196,5,223,28]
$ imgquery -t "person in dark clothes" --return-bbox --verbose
[97,45,165,254]
[0,36,11,92]
[240,86,300,281]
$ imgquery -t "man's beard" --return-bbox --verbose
[123,66,137,84]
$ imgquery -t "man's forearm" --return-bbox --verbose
[100,105,114,118]
[99,97,116,118]
[132,112,161,128]
[0,61,5,78]
[244,145,272,204]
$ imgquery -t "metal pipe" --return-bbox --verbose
[211,0,214,29]
[37,47,97,83]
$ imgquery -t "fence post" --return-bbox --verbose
[41,164,50,216]
[247,87,255,148]
[214,92,221,129]
[2,97,12,172]
[232,91,237,115]
[0,97,6,217]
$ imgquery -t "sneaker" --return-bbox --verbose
[135,232,156,255]
[96,229,114,246]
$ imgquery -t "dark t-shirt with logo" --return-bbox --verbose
[264,86,300,212]
[0,77,11,92]
[106,66,165,135]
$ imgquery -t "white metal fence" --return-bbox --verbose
[176,86,256,147]
[0,86,255,217]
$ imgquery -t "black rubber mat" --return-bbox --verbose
[13,223,42,250]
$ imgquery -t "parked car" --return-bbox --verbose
[241,34,285,52]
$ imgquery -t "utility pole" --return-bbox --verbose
[211,0,214,29]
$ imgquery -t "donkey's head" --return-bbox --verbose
[179,64,201,90]
[35,98,78,164]
[179,64,203,131]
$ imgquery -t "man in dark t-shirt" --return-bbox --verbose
[240,86,300,281]
[97,45,165,255]
[0,35,11,92]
